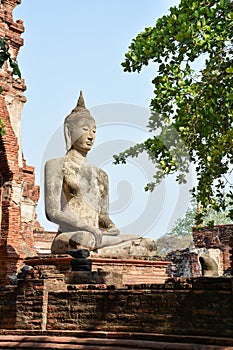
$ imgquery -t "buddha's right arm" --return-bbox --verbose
[46,208,101,234]
[44,159,101,235]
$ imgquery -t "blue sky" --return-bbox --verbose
[13,0,195,239]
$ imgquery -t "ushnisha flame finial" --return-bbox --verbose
[69,90,87,115]
[76,90,86,108]
[66,90,92,119]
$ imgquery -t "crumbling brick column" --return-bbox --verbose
[230,233,233,275]
[0,0,41,284]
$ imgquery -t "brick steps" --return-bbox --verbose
[0,333,232,350]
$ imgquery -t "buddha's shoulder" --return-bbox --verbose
[45,158,64,176]
[45,157,64,168]
[96,167,108,182]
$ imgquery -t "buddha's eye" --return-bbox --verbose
[92,129,96,134]
[82,127,88,131]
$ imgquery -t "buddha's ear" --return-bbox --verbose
[64,124,72,151]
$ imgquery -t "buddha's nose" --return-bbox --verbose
[88,130,95,139]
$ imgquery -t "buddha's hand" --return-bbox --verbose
[89,227,103,246]
[102,225,120,236]
[99,215,120,236]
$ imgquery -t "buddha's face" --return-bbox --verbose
[72,117,96,154]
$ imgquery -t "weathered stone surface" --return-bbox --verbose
[0,333,232,349]
[65,271,123,287]
[45,92,140,254]
[97,238,157,257]
[68,249,90,258]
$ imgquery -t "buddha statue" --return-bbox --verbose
[45,91,140,254]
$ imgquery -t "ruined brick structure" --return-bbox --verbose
[0,0,40,284]
[0,2,232,349]
[166,225,233,278]
[166,248,201,278]
[0,272,232,348]
[192,224,233,276]
[231,232,233,274]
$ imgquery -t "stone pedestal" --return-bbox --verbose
[65,271,123,287]
[91,256,169,284]
[24,254,170,285]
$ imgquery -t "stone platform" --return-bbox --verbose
[0,276,232,341]
[24,254,170,286]
[0,255,232,345]
[0,331,233,349]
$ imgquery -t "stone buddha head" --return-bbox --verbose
[64,91,96,154]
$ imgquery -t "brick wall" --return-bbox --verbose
[0,277,232,338]
[0,0,41,284]
[33,231,56,255]
[91,256,169,284]
[0,285,17,329]
[47,279,233,337]
[230,233,233,276]
[166,249,201,277]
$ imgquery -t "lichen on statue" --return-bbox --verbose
[45,91,140,254]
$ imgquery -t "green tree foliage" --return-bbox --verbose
[156,196,232,256]
[114,0,233,223]
[0,37,21,135]
[168,203,196,237]
[168,197,232,237]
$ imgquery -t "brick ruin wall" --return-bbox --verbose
[166,249,201,278]
[192,224,233,276]
[0,277,232,338]
[231,232,233,275]
[165,225,233,278]
[0,0,41,284]
[0,2,232,345]
[0,0,232,287]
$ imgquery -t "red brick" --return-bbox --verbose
[0,0,43,284]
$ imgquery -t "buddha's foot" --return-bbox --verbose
[100,233,141,248]
[51,231,97,254]
[51,231,141,254]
